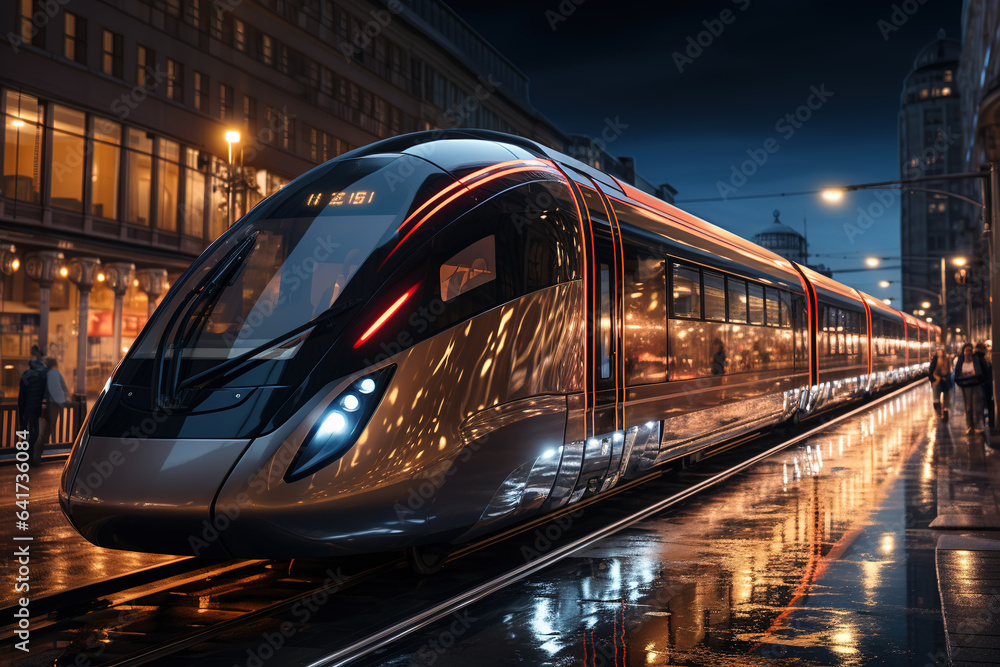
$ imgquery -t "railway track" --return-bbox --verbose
[4,382,922,666]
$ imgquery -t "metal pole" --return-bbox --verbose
[227,141,234,228]
[941,257,947,346]
[989,162,1000,437]
[76,288,89,396]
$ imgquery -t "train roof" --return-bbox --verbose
[858,291,906,324]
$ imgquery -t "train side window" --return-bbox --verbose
[727,276,747,324]
[599,263,612,379]
[703,271,726,321]
[764,288,780,327]
[624,247,667,385]
[671,263,701,318]
[439,235,496,302]
[748,283,764,325]
[779,291,792,328]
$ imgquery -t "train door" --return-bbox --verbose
[564,175,625,502]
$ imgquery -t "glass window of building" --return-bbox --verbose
[167,59,183,103]
[101,29,123,78]
[727,277,747,323]
[90,117,120,219]
[156,139,180,232]
[209,155,229,240]
[3,90,43,204]
[165,0,180,16]
[125,128,153,225]
[234,18,246,51]
[219,84,233,121]
[137,45,155,88]
[243,95,256,135]
[194,71,208,113]
[671,263,700,319]
[185,0,200,28]
[182,147,205,238]
[17,0,45,47]
[49,105,86,212]
[64,12,87,63]
[704,271,726,321]
[261,34,274,66]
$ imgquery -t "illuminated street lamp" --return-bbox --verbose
[879,280,891,288]
[921,301,932,309]
[225,130,241,227]
[882,298,893,305]
[865,257,881,268]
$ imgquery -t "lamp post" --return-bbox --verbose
[862,255,966,340]
[66,257,101,398]
[225,130,241,228]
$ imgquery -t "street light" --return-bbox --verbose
[882,298,892,305]
[879,280,891,288]
[865,257,881,268]
[225,130,241,228]
[921,301,932,309]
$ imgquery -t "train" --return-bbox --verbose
[59,130,938,571]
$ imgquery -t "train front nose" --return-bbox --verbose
[60,431,251,557]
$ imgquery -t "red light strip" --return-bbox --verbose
[354,286,417,348]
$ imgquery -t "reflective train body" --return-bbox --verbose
[59,130,939,559]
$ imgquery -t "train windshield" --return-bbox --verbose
[129,155,444,371]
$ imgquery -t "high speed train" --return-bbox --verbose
[60,130,938,570]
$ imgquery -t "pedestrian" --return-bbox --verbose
[710,338,727,375]
[929,348,952,421]
[954,343,986,434]
[37,356,71,451]
[17,353,48,465]
[975,342,994,430]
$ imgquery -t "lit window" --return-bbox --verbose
[944,69,953,82]
[440,236,496,301]
[101,29,123,78]
[234,19,246,52]
[920,88,929,99]
[941,87,951,96]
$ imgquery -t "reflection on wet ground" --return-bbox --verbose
[365,385,949,666]
[0,463,179,608]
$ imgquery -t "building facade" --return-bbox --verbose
[959,1,1000,343]
[898,29,974,332]
[1,0,674,401]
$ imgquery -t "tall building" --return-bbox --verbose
[959,0,1000,342]
[898,29,972,331]
[0,0,669,402]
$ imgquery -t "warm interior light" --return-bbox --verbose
[11,259,19,271]
[11,119,24,128]
[866,257,881,268]
[225,130,241,143]
[59,267,68,277]
[133,278,139,287]
[821,188,845,202]
[953,257,967,266]
[97,272,106,282]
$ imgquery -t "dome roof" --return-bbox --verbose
[910,29,960,72]
[752,210,803,241]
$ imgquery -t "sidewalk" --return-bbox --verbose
[931,387,1000,666]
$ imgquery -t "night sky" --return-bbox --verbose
[443,0,963,304]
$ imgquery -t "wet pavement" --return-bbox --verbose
[8,382,1000,666]
[0,454,179,609]
[355,385,955,666]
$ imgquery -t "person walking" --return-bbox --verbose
[955,343,987,434]
[975,342,994,430]
[37,356,71,452]
[17,354,48,465]
[929,348,952,421]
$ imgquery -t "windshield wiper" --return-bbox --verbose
[154,232,259,406]
[175,297,364,393]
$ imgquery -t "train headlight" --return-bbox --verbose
[284,365,396,482]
